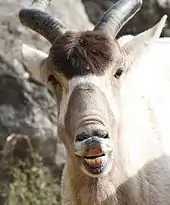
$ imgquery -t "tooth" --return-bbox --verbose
[85,155,108,167]
[85,159,95,165]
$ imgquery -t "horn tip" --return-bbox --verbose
[138,0,143,7]
[18,8,44,26]
[162,14,168,21]
[19,9,30,24]
[19,9,26,24]
[161,14,168,29]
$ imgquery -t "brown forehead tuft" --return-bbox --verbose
[48,30,119,79]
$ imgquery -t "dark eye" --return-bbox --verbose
[48,74,61,87]
[114,68,123,79]
[47,74,62,103]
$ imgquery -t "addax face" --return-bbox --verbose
[21,31,122,178]
[43,31,122,178]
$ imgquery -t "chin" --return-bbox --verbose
[79,153,113,178]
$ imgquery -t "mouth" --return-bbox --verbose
[74,133,113,177]
[82,153,109,175]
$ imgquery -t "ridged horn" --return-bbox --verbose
[19,0,68,44]
[94,0,142,38]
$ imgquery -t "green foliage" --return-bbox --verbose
[8,152,60,205]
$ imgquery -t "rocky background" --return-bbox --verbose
[83,0,170,37]
[0,0,170,204]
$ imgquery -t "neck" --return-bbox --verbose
[66,156,125,205]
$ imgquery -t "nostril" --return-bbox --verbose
[103,133,109,139]
[93,130,109,139]
[76,130,109,142]
[76,132,89,142]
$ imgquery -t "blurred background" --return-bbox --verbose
[0,0,169,204]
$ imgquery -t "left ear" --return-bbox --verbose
[21,44,48,82]
[119,15,167,74]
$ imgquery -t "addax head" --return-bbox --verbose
[19,0,167,177]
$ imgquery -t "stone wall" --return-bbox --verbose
[83,0,170,37]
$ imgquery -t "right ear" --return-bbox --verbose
[21,44,48,82]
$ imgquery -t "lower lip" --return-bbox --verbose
[83,155,108,174]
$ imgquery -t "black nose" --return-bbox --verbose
[75,130,109,142]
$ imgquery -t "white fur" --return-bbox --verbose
[58,72,119,127]
[119,37,170,177]
[21,35,170,179]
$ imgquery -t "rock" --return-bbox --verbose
[157,0,170,9]
[0,0,93,155]
[49,0,93,31]
[0,55,58,150]
[82,0,170,37]
[0,0,93,63]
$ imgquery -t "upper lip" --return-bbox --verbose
[76,115,106,129]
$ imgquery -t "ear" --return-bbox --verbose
[21,44,48,82]
[120,15,167,74]
[117,35,134,46]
